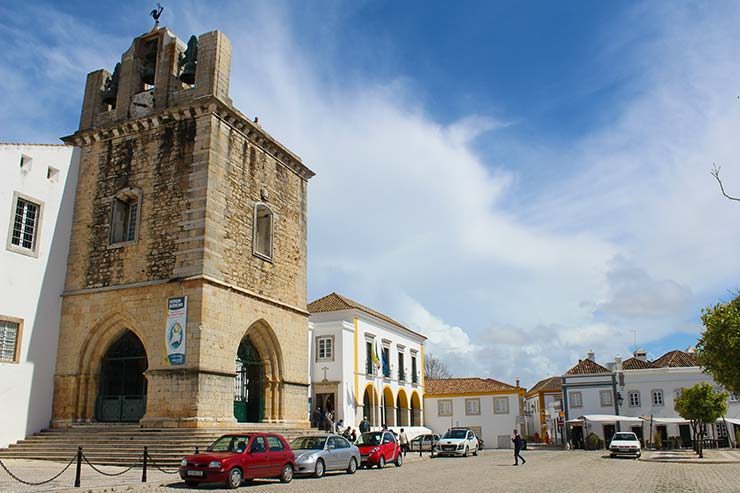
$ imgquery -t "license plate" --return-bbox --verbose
[187,470,204,477]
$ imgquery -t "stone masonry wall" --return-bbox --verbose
[203,115,309,310]
[64,118,201,291]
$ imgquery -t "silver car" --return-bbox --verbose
[291,435,361,478]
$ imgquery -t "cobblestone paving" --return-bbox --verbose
[2,450,740,493]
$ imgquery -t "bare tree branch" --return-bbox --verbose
[424,353,452,380]
[711,164,740,201]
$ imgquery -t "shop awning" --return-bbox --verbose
[722,417,740,426]
[580,414,644,423]
[642,417,689,424]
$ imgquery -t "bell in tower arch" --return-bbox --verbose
[140,38,158,86]
[101,62,120,106]
[179,35,198,85]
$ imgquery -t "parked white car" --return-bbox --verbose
[434,428,478,457]
[609,432,641,458]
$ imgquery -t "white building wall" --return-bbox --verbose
[308,308,426,433]
[0,144,79,447]
[424,393,521,448]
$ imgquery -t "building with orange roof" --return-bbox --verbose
[524,376,562,444]
[308,292,427,432]
[423,376,525,449]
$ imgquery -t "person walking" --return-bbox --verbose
[512,430,526,465]
[359,416,370,433]
[399,428,409,456]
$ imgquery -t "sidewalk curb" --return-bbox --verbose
[639,457,740,464]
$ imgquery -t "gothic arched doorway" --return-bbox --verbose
[95,331,147,422]
[234,337,264,422]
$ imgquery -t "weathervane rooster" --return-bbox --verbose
[150,3,164,27]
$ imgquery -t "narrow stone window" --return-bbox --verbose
[253,203,273,260]
[110,188,141,245]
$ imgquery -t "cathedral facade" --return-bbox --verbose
[52,27,314,428]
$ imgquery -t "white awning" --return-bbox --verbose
[643,417,689,424]
[579,414,644,423]
[722,417,740,426]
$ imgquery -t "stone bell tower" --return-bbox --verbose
[53,26,314,428]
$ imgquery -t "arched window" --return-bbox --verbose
[253,203,273,260]
[110,188,141,245]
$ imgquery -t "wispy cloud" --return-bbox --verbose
[3,1,740,386]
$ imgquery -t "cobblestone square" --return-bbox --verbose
[3,450,740,493]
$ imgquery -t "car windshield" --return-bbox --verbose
[443,429,468,439]
[207,435,251,452]
[356,432,382,446]
[290,436,326,450]
[612,433,637,441]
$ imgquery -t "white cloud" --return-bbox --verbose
[4,1,740,388]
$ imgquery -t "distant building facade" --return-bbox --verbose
[524,376,562,444]
[562,349,740,448]
[0,143,79,447]
[308,293,426,431]
[424,377,524,449]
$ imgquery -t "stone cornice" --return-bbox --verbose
[61,96,315,181]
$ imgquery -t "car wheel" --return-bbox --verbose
[636,453,641,459]
[280,464,294,483]
[378,455,385,469]
[226,467,242,489]
[395,452,403,467]
[463,446,468,457]
[347,457,358,474]
[313,459,325,478]
[185,481,198,488]
[610,453,616,458]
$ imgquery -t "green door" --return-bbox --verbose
[234,338,264,422]
[96,331,147,422]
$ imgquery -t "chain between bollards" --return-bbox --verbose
[74,446,82,488]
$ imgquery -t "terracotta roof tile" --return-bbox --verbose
[621,357,655,370]
[308,292,427,340]
[426,378,519,395]
[526,376,562,397]
[652,350,697,368]
[565,358,611,375]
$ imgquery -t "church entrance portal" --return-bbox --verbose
[234,337,264,422]
[95,331,147,422]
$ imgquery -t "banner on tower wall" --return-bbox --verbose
[166,296,187,365]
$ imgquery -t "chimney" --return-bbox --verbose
[614,354,622,371]
[634,348,647,362]
[587,350,595,362]
[515,378,520,388]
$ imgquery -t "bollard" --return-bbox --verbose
[142,446,148,483]
[74,446,82,488]
[195,446,199,454]
[419,442,422,458]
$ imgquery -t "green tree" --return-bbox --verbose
[674,383,727,458]
[697,294,740,394]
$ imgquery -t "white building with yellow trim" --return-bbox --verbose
[424,378,525,449]
[307,292,427,431]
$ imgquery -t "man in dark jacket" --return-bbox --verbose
[512,430,526,465]
[359,416,370,433]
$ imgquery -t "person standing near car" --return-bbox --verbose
[399,428,409,456]
[512,430,526,465]
[359,416,370,433]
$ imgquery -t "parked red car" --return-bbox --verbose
[356,431,403,469]
[179,434,295,488]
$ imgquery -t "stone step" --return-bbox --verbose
[0,424,316,466]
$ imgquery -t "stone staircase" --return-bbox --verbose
[0,424,317,467]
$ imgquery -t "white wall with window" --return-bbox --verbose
[0,143,80,447]
[424,387,523,449]
[307,292,427,435]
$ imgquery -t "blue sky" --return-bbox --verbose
[2,0,740,386]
